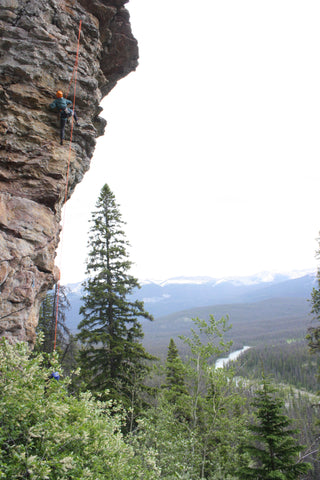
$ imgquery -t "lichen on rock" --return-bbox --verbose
[0,0,138,345]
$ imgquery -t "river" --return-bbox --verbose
[215,346,251,369]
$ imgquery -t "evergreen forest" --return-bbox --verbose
[1,184,320,479]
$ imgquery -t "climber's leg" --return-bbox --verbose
[60,117,66,145]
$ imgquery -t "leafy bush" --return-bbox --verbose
[0,339,159,479]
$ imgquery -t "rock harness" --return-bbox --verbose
[54,20,82,352]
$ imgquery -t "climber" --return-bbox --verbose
[49,90,78,145]
[50,371,60,381]
[44,371,60,393]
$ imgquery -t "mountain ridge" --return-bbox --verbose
[65,271,316,334]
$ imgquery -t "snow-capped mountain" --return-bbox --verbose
[139,269,315,288]
[64,271,316,332]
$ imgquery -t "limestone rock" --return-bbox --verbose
[0,0,138,345]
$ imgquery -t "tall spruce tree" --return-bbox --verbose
[77,184,153,410]
[161,338,190,421]
[238,378,310,479]
[163,338,187,397]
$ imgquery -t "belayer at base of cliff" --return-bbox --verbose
[49,90,78,145]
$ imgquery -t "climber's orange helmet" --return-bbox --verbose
[56,90,63,98]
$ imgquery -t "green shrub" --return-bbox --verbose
[0,339,159,479]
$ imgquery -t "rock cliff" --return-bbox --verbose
[0,0,138,345]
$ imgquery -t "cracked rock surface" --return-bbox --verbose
[0,0,138,345]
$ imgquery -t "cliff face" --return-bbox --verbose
[0,0,138,345]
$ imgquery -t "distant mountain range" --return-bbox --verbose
[65,272,316,338]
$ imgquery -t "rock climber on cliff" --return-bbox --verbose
[49,90,78,145]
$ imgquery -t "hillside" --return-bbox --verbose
[140,296,311,357]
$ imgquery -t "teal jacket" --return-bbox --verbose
[50,97,72,111]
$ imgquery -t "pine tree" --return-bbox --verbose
[163,338,187,397]
[238,378,311,479]
[161,338,190,423]
[77,184,153,410]
[307,247,320,354]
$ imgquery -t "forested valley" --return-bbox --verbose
[230,340,320,393]
[1,184,320,479]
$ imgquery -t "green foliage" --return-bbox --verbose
[238,378,311,479]
[179,316,248,478]
[77,184,154,414]
[307,293,320,356]
[36,284,70,355]
[179,315,233,429]
[284,388,320,479]
[36,285,78,376]
[0,339,159,479]
[307,236,320,358]
[180,314,233,363]
[131,398,198,479]
[163,338,188,399]
[2,310,319,479]
[134,316,248,479]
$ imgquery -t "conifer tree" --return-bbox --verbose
[163,338,187,398]
[307,239,320,354]
[238,378,310,479]
[77,184,153,410]
[161,338,190,422]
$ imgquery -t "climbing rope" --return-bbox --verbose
[54,20,82,351]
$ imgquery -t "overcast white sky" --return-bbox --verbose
[59,0,320,285]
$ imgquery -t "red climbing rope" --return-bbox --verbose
[54,20,82,351]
